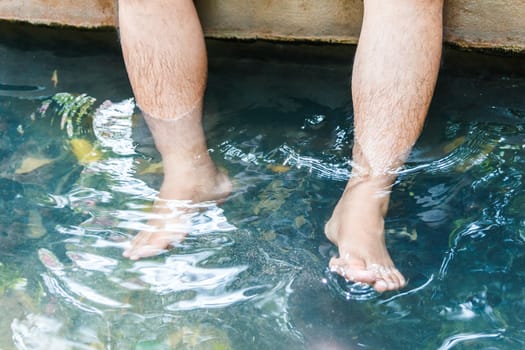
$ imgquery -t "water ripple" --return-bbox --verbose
[127,252,246,294]
[278,144,350,181]
[114,200,236,237]
[166,285,265,311]
[65,251,118,274]
[437,332,502,350]
[92,99,136,156]
[11,313,97,350]
[322,268,378,301]
[39,248,130,312]
[403,127,498,176]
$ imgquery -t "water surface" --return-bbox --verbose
[1,30,525,349]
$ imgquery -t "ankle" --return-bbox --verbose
[343,176,392,216]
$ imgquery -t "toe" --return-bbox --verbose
[123,231,175,260]
[123,232,152,258]
[392,268,407,289]
[373,279,389,293]
[367,264,391,292]
[329,257,377,285]
[381,266,399,291]
[127,244,167,260]
[373,266,406,292]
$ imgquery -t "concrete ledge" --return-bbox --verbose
[0,0,116,28]
[1,0,524,52]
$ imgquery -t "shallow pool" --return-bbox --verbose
[1,27,525,349]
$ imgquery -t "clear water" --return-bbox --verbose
[1,30,525,349]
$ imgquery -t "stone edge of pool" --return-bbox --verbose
[0,0,524,53]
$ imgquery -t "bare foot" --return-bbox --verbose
[123,110,232,260]
[122,162,231,260]
[325,177,406,292]
[122,200,190,260]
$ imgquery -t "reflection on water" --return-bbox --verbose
[1,35,525,349]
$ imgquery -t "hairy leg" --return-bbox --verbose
[118,0,231,259]
[325,0,443,292]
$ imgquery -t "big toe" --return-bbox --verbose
[329,257,378,285]
[123,231,185,260]
[123,244,167,260]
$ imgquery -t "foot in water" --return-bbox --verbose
[121,200,190,260]
[123,159,231,260]
[123,110,232,260]
[325,177,406,292]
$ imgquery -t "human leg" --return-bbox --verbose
[118,0,231,259]
[325,0,444,292]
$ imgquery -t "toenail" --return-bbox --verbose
[375,280,387,291]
